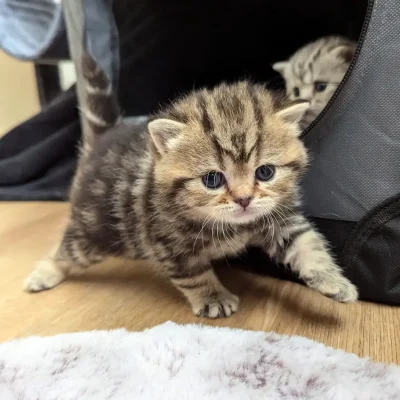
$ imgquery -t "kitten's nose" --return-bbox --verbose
[234,196,253,209]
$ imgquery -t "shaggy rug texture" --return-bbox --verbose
[0,322,399,400]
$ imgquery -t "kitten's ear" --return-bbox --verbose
[330,45,355,64]
[276,101,310,127]
[148,119,186,154]
[272,62,288,75]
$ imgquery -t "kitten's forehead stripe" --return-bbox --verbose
[230,132,245,153]
[215,93,245,125]
[230,132,246,163]
[245,138,260,163]
[231,95,245,124]
[312,47,322,62]
[213,134,258,165]
[198,94,214,133]
[210,136,225,168]
[212,137,238,163]
[215,96,231,119]
[247,84,264,129]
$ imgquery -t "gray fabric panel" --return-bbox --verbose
[82,0,119,89]
[0,0,64,60]
[302,0,400,222]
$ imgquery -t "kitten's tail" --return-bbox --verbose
[81,51,120,138]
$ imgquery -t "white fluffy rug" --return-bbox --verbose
[1,322,399,400]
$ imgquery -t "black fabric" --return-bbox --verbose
[341,194,400,304]
[310,218,356,258]
[0,88,80,200]
[232,248,300,283]
[114,0,367,115]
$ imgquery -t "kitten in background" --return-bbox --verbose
[24,52,357,318]
[273,36,356,130]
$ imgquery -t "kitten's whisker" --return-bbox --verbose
[259,213,271,250]
[226,222,240,249]
[211,218,218,252]
[276,206,298,220]
[261,213,266,232]
[201,215,213,251]
[221,219,240,259]
[262,216,270,249]
[192,212,213,254]
[269,216,276,247]
[217,220,232,267]
[276,203,297,216]
[268,213,276,246]
[274,207,303,252]
[275,206,297,227]
[273,208,291,233]
[271,213,284,246]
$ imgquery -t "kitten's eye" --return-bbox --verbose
[202,171,225,189]
[255,165,275,182]
[314,81,327,92]
[293,87,300,97]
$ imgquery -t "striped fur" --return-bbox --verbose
[81,52,120,137]
[24,78,358,317]
[273,36,356,130]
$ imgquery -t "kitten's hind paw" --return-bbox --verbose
[24,260,66,293]
[193,291,239,318]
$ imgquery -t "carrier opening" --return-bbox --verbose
[114,0,371,120]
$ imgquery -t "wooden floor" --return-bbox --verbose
[1,202,399,364]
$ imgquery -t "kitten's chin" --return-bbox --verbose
[225,209,262,225]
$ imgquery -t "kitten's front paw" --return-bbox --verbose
[24,260,65,292]
[193,291,239,318]
[325,277,358,303]
[303,269,358,303]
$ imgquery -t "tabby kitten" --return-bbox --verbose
[24,53,358,318]
[273,36,356,130]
